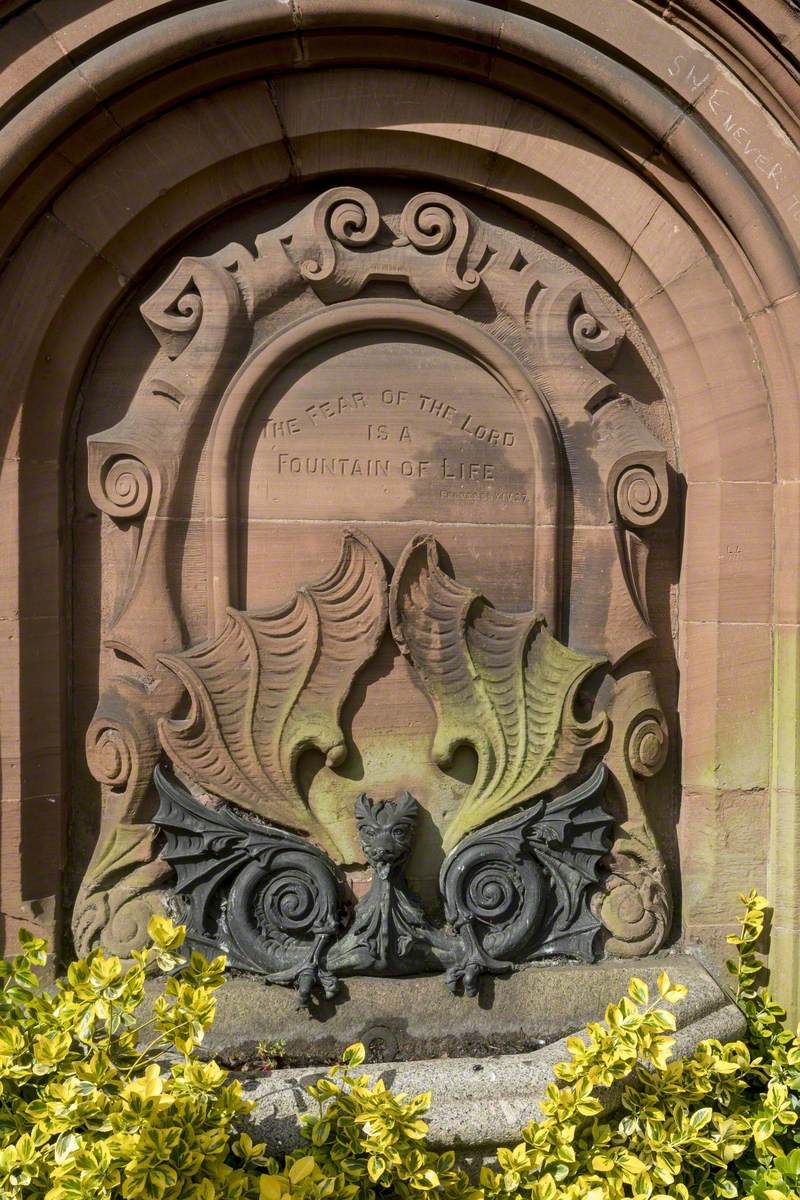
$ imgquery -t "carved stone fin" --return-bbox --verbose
[390,534,608,852]
[390,533,501,793]
[158,530,387,852]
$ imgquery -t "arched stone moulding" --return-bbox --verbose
[0,1,795,1007]
[206,299,560,632]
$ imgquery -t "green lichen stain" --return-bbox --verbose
[772,625,800,794]
[389,536,608,855]
[768,626,800,1023]
[305,729,471,904]
[692,652,772,795]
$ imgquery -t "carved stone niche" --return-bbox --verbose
[70,184,678,1002]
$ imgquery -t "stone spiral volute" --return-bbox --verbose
[299,187,380,284]
[616,465,665,526]
[97,455,153,521]
[628,713,669,776]
[598,828,672,958]
[86,724,133,789]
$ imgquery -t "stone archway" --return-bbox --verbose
[0,0,798,1009]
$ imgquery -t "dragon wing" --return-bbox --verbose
[159,531,387,846]
[390,535,607,852]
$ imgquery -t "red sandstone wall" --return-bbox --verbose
[0,0,798,1006]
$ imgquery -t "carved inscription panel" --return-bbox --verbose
[244,333,532,521]
[240,331,536,610]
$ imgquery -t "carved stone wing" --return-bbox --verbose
[390,535,608,851]
[502,621,608,807]
[158,531,387,851]
[389,535,509,820]
[279,528,389,773]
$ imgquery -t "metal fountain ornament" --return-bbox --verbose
[153,530,614,1006]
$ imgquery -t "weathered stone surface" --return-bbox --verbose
[187,952,726,1067]
[0,0,798,1023]
[237,961,743,1153]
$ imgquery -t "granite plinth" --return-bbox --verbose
[236,958,744,1154]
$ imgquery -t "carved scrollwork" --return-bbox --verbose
[78,881,166,961]
[140,249,251,358]
[585,396,670,662]
[600,827,671,958]
[141,280,203,360]
[298,187,380,287]
[72,820,170,958]
[78,240,263,957]
[570,297,623,369]
[397,192,480,304]
[628,714,669,777]
[528,280,625,411]
[615,466,664,527]
[86,720,134,789]
[74,684,168,957]
[279,186,483,309]
[82,688,158,805]
[323,194,380,248]
[400,195,459,252]
[594,398,669,530]
[595,672,673,956]
[140,265,205,359]
[87,245,251,672]
[85,443,163,656]
[97,455,153,521]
